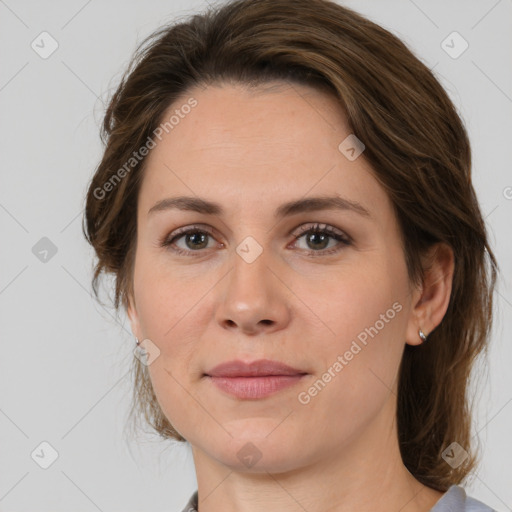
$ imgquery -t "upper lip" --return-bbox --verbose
[205,359,307,378]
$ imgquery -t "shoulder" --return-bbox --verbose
[430,485,497,512]
[179,490,198,512]
[179,486,497,512]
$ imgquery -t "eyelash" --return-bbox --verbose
[159,223,352,258]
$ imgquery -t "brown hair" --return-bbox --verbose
[83,0,498,491]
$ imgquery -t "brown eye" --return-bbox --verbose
[181,231,210,250]
[160,226,219,256]
[292,223,351,256]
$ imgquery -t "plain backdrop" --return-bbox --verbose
[0,0,511,511]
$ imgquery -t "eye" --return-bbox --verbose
[159,225,221,256]
[159,222,351,257]
[290,223,351,256]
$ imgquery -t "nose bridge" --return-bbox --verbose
[215,233,290,333]
[229,236,275,309]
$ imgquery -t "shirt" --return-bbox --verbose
[179,485,497,512]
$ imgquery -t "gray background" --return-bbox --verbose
[0,0,511,510]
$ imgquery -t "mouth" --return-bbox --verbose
[204,359,308,399]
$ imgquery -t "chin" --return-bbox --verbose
[207,425,304,473]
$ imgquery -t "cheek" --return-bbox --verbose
[132,252,216,401]
[297,260,408,399]
[133,262,204,437]
[292,275,407,442]
[302,260,406,345]
[132,250,208,341]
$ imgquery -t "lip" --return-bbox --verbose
[205,359,306,378]
[204,359,308,399]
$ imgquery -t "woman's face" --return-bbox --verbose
[127,81,423,472]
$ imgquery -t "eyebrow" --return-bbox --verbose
[148,195,371,219]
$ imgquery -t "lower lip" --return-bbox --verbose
[207,375,306,399]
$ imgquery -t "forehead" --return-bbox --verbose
[138,82,388,219]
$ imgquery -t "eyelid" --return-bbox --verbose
[157,223,221,250]
[159,222,352,256]
[291,222,352,243]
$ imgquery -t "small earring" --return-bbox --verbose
[418,328,428,342]
[135,337,140,346]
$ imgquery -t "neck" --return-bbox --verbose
[190,397,444,512]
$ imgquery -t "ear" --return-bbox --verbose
[406,242,455,346]
[126,294,143,342]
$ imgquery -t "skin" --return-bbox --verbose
[127,81,455,512]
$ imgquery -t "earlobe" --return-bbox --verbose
[126,295,142,341]
[406,243,455,346]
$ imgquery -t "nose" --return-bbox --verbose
[214,247,291,335]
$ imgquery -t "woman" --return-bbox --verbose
[83,0,499,510]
